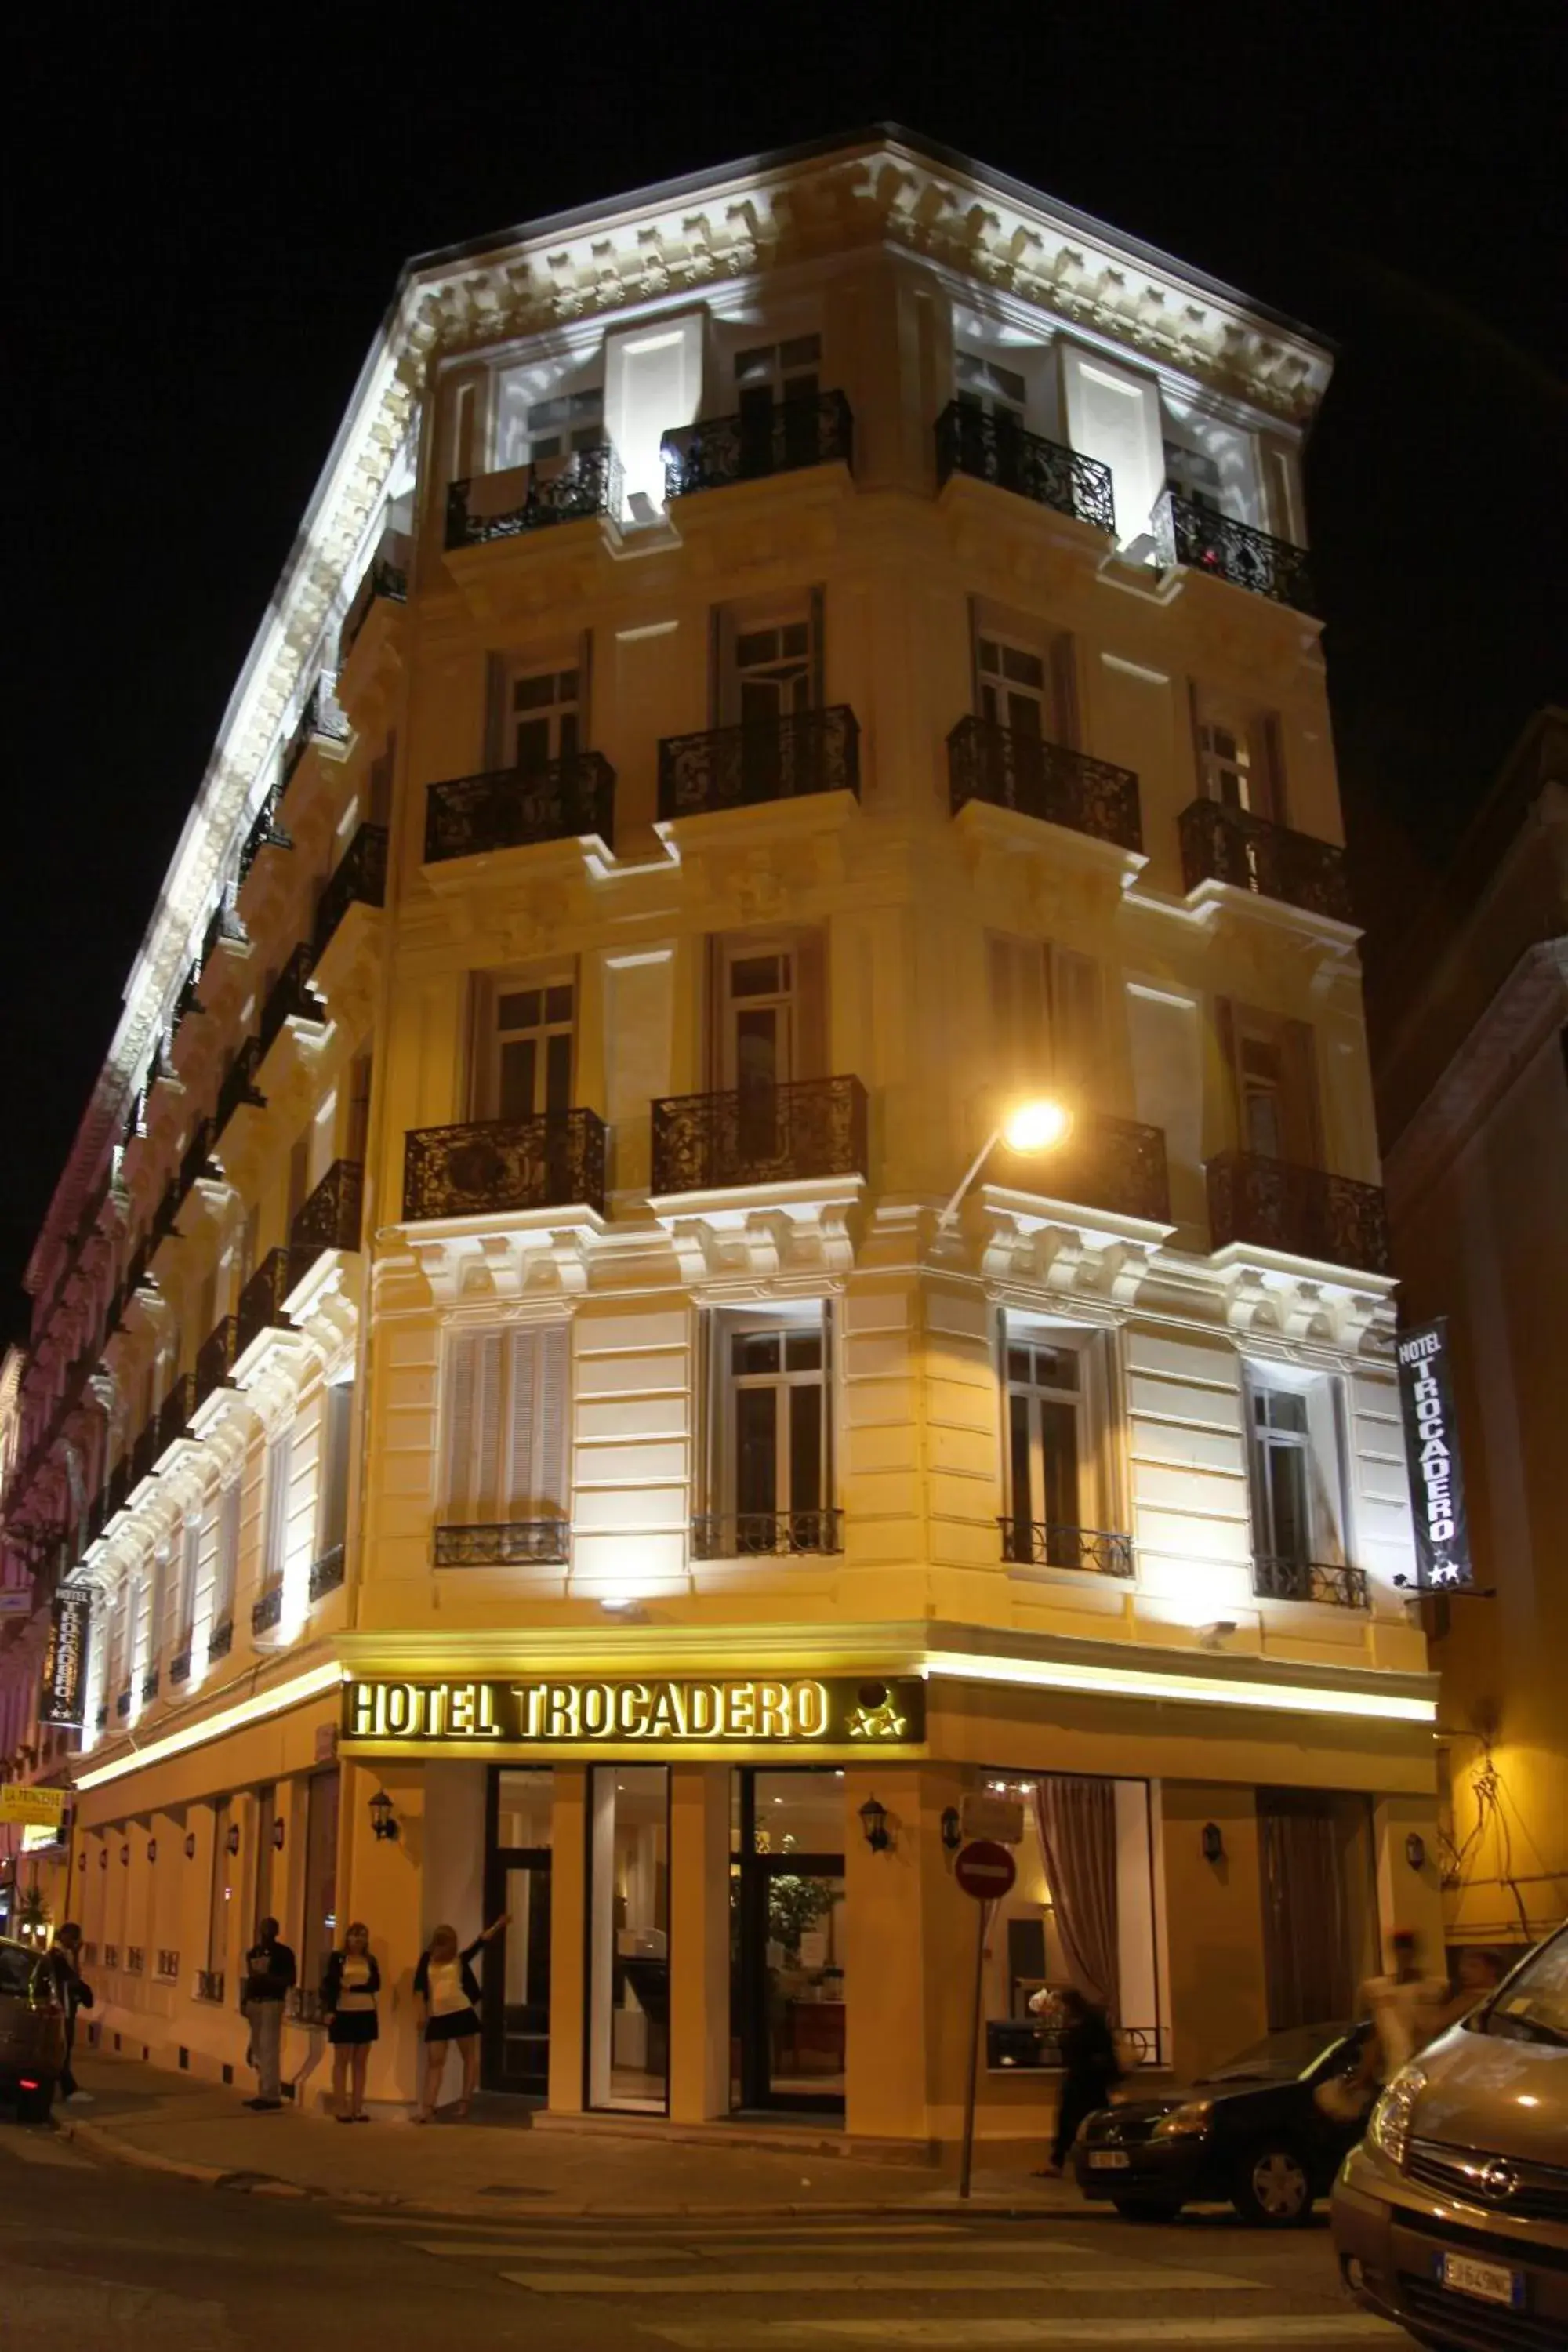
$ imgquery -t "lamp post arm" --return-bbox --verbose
[936,1128,1000,1234]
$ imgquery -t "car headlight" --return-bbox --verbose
[1152,2100,1214,2140]
[1367,2063,1426,2169]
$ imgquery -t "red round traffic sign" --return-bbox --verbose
[954,1838,1017,1900]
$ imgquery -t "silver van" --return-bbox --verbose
[1332,1921,1568,2347]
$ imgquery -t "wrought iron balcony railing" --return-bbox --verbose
[652,1074,868,1195]
[307,1544,346,1601]
[194,1969,225,2003]
[993,1112,1171,1225]
[140,1669,159,1704]
[446,444,623,549]
[658,705,859,822]
[1207,1149,1391,1276]
[234,1246,310,1358]
[129,1419,161,1488]
[207,1617,234,1662]
[123,1946,143,1976]
[252,1583,284,1635]
[1252,1555,1370,1609]
[1000,1519,1135,1576]
[194,1314,239,1410]
[935,401,1116,535]
[169,1647,192,1686]
[156,1949,180,1980]
[115,1688,132,1719]
[215,1035,267,1134]
[403,1108,607,1221]
[691,1509,844,1560]
[424,750,615,864]
[257,943,325,1062]
[103,1944,122,1969]
[289,1158,363,1261]
[433,1521,570,1568]
[662,391,854,499]
[314,821,387,956]
[340,548,408,660]
[156,1373,198,1458]
[280,677,350,787]
[948,714,1142,852]
[238,777,293,888]
[1152,489,1316,615]
[1178,799,1353,924]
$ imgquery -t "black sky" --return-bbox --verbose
[5,5,1565,1344]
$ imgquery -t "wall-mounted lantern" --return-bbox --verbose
[858,1795,891,1855]
[183,1831,197,1861]
[120,1842,129,1867]
[146,1838,157,1865]
[368,1789,398,1843]
[99,1848,107,1871]
[1201,1821,1225,1865]
[1405,1833,1427,1871]
[270,1817,285,1851]
[940,1806,963,1853]
[225,1823,241,1857]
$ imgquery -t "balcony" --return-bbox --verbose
[1178,800,1353,925]
[307,1544,346,1601]
[140,1669,159,1704]
[433,1521,570,1568]
[652,1075,868,1196]
[314,822,387,956]
[691,1509,844,1560]
[280,677,350,788]
[935,402,1116,535]
[208,1617,234,1663]
[659,706,859,824]
[1207,1150,1391,1276]
[1000,1519,1134,1577]
[156,1949,180,1980]
[289,1158,363,1262]
[662,392,853,499]
[115,1689,132,1719]
[994,1113,1171,1226]
[424,751,615,865]
[1252,1555,1369,1609]
[169,1647,192,1686]
[215,1036,267,1134]
[238,777,292,887]
[252,1583,283,1636]
[446,444,623,550]
[155,1373,198,1459]
[257,943,325,1061]
[403,1108,607,1221]
[340,546,408,661]
[1152,490,1316,615]
[948,714,1142,853]
[129,1418,161,1488]
[235,1246,311,1357]
[194,1314,239,1410]
[194,1969,225,2003]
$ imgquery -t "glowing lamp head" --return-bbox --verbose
[1002,1098,1071,1155]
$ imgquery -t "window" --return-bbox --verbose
[212,1481,241,1635]
[956,347,1027,425]
[1005,1337,1082,1543]
[441,1323,570,1529]
[709,929,826,1108]
[260,1430,292,1602]
[999,1317,1121,1571]
[1244,1368,1348,1573]
[207,1798,233,1974]
[588,1763,670,2111]
[174,1519,199,1653]
[987,936,1102,1103]
[1218,1002,1320,1167]
[704,1305,833,1554]
[317,1381,354,1563]
[734,332,821,446]
[521,386,604,463]
[1191,689,1284,824]
[507,665,579,771]
[735,620,812,728]
[977,637,1046,738]
[1164,437,1224,511]
[482,975,575,1122]
[253,1782,278,1928]
[301,1770,340,1993]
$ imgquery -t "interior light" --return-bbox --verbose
[1002,1098,1071,1154]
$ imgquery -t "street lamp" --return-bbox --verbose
[935,1095,1073,1233]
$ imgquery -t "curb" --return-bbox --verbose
[58,2116,1102,2220]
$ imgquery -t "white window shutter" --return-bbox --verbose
[539,1323,569,1514]
[472,1330,504,1520]
[505,1327,538,1515]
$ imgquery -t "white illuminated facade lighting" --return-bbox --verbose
[922,1650,1435,1725]
[73,1663,343,1793]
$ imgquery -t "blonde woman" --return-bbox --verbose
[321,1922,380,2122]
[411,1913,507,2122]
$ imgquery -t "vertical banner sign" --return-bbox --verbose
[39,1590,92,1728]
[1396,1319,1472,1588]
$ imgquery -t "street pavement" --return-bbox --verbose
[1,2099,1403,2352]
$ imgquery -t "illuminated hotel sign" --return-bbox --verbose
[39,1590,91,1730]
[343,1674,925,1749]
[1396,1318,1472,1589]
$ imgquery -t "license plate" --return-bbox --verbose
[1087,2150,1131,2170]
[1436,2252,1524,2309]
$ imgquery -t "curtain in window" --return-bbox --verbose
[1033,1775,1120,2016]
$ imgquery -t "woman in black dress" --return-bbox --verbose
[412,1913,507,2122]
[321,1921,380,2122]
[1040,1987,1120,2175]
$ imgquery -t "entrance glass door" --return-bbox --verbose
[734,1769,846,2112]
[481,1769,553,2097]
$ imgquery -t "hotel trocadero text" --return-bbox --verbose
[344,1673,926,1748]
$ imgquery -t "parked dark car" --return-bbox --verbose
[1074,2018,1373,2225]
[0,1935,67,2122]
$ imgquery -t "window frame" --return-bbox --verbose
[1242,1362,1352,1573]
[472,964,579,1124]
[702,1300,836,1545]
[996,1311,1121,1565]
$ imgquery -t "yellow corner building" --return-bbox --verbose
[0,129,1442,2151]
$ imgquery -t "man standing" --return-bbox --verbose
[45,1922,94,2103]
[242,1915,297,2111]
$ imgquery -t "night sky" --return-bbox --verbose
[5,8,1564,1346]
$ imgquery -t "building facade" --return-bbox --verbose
[1373,707,1568,1958]
[0,131,1439,2144]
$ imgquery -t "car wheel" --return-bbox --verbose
[1112,2198,1182,2221]
[1232,2143,1312,2227]
[15,2081,55,2125]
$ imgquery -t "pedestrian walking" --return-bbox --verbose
[1361,1926,1450,2085]
[1036,1986,1120,2176]
[242,1914,298,2110]
[321,1921,380,2122]
[44,1922,94,2103]
[411,1913,507,2122]
[1437,1945,1506,2030]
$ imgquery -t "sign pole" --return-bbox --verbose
[958,1893,991,2201]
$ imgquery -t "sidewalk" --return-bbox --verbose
[57,2049,1092,2220]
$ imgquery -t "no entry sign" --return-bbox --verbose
[954,1838,1017,1900]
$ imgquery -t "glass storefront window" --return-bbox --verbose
[207,1798,232,1973]
[587,1765,669,2111]
[301,1770,339,1991]
[485,1769,554,2096]
[495,1767,553,1848]
[733,1767,847,2111]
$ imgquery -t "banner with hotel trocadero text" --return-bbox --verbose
[38,1588,91,1729]
[343,1673,926,1751]
[1396,1318,1473,1590]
